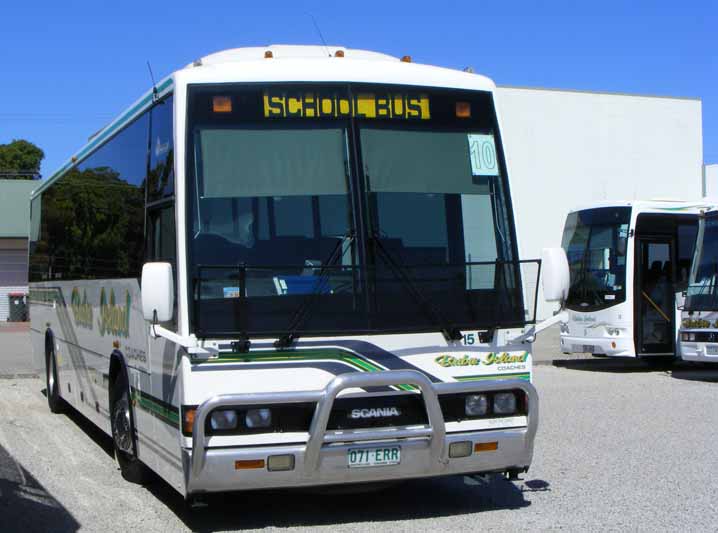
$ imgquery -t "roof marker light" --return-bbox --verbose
[264,50,274,59]
[335,50,345,58]
[401,55,412,63]
[456,102,471,118]
[212,96,232,113]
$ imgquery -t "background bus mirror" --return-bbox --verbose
[141,262,174,322]
[542,247,570,302]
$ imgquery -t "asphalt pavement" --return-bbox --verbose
[2,348,718,531]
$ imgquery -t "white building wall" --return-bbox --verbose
[495,87,703,319]
[704,164,718,197]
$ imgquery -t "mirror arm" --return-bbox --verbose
[149,323,219,359]
[509,309,569,344]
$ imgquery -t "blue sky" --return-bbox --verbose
[1,0,715,177]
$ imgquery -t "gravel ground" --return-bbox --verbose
[2,362,717,532]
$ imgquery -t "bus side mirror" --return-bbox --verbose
[141,262,174,322]
[542,247,570,302]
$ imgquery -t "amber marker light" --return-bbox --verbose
[182,406,197,436]
[474,441,499,453]
[335,50,345,57]
[401,55,412,63]
[212,96,232,113]
[235,459,266,470]
[264,50,274,58]
[456,101,471,118]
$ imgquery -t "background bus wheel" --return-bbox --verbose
[111,371,151,484]
[45,344,64,414]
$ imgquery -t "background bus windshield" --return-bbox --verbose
[562,207,631,311]
[186,83,528,337]
[686,215,718,311]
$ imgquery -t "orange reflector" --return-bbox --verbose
[264,50,274,59]
[235,459,265,470]
[401,55,412,63]
[212,96,232,113]
[335,50,345,57]
[182,407,196,436]
[611,341,617,349]
[474,441,498,452]
[455,101,471,118]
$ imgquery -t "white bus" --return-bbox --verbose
[679,207,718,363]
[29,46,553,502]
[559,200,707,360]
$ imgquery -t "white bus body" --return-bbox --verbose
[679,207,718,363]
[559,200,708,359]
[29,46,542,499]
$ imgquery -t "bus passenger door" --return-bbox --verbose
[636,238,674,355]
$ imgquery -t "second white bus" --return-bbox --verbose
[559,200,707,360]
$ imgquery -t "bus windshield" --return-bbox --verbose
[561,207,631,311]
[685,214,718,311]
[186,83,530,338]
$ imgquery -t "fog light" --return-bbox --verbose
[449,441,472,458]
[210,409,238,431]
[689,333,696,341]
[267,454,295,471]
[465,394,488,417]
[493,393,517,415]
[246,408,272,428]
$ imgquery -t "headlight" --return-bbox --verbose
[465,394,488,417]
[493,392,517,415]
[210,409,238,431]
[245,408,272,428]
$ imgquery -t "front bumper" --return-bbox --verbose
[679,342,718,363]
[560,334,635,357]
[184,370,538,494]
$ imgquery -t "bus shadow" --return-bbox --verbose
[670,365,718,383]
[552,358,671,373]
[147,473,537,531]
[40,388,115,459]
[0,442,81,532]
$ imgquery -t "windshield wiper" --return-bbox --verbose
[370,232,463,342]
[274,232,354,349]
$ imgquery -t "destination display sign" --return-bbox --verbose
[263,90,431,120]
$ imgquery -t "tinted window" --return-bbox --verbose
[29,112,149,281]
[148,96,174,201]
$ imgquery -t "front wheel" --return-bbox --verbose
[110,370,151,484]
[45,343,64,413]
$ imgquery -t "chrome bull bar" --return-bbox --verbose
[190,369,539,483]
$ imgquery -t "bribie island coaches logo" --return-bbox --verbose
[70,288,93,329]
[434,352,529,367]
[98,288,131,338]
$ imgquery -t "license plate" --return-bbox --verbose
[347,446,400,468]
[706,344,718,355]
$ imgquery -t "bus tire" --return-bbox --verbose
[45,340,64,414]
[110,369,151,485]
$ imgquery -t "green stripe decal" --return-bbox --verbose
[131,390,179,428]
[454,372,531,382]
[208,349,416,391]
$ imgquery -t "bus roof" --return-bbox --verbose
[567,199,718,216]
[33,45,495,199]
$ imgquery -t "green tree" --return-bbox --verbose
[0,139,44,179]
